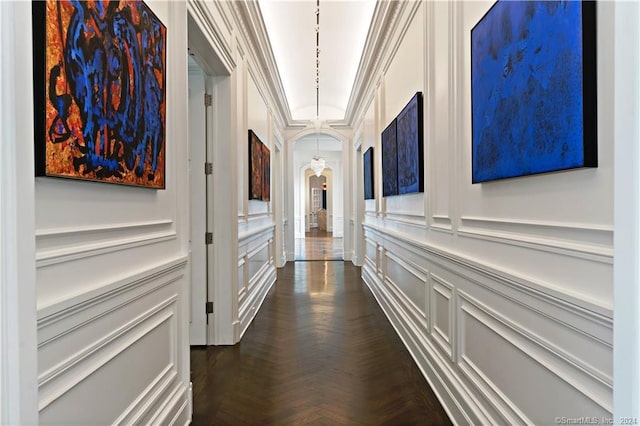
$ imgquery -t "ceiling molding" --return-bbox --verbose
[343,1,410,128]
[231,1,294,128]
[187,0,235,74]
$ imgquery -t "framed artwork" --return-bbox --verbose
[248,129,270,201]
[397,92,424,194]
[363,147,374,200]
[262,142,271,202]
[248,130,263,200]
[381,119,398,197]
[471,0,597,183]
[32,0,167,188]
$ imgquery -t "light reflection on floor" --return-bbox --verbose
[294,228,344,261]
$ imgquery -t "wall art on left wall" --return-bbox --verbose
[33,0,167,188]
[248,129,271,201]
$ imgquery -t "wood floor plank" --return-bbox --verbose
[191,261,452,425]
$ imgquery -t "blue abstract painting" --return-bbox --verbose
[382,119,398,197]
[363,147,374,200]
[33,0,167,188]
[471,1,597,183]
[397,92,424,194]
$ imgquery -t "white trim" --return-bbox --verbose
[365,222,613,317]
[458,216,613,263]
[37,257,187,319]
[613,0,640,419]
[0,3,38,424]
[36,221,177,267]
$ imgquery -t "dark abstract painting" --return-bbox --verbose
[397,92,424,194]
[33,0,167,188]
[249,130,263,200]
[471,1,597,183]
[382,119,398,197]
[248,130,270,201]
[262,142,271,202]
[363,147,374,200]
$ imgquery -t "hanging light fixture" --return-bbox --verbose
[310,0,325,177]
[310,135,325,177]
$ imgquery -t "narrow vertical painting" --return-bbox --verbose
[32,0,167,188]
[396,92,424,194]
[471,1,597,183]
[262,142,271,202]
[248,130,263,200]
[381,119,398,197]
[363,147,374,200]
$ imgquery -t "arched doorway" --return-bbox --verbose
[287,129,349,261]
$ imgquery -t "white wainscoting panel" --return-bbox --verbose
[431,274,454,361]
[238,225,276,340]
[361,224,612,424]
[385,251,428,318]
[458,290,611,425]
[37,258,189,425]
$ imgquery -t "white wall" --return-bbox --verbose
[0,0,288,421]
[0,2,38,424]
[613,1,640,420]
[28,1,192,423]
[187,0,283,345]
[236,28,279,343]
[356,2,615,423]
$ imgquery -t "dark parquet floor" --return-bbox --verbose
[295,229,344,261]
[191,261,452,425]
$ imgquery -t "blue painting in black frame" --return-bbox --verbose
[363,147,375,200]
[397,92,424,194]
[471,1,597,183]
[382,119,398,197]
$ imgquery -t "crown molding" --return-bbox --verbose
[231,1,293,127]
[344,1,411,127]
[187,0,235,73]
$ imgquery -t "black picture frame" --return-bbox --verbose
[396,92,424,194]
[381,119,398,197]
[363,147,374,200]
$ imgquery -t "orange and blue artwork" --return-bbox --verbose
[33,0,166,188]
[248,130,270,201]
[471,1,597,183]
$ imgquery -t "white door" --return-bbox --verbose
[188,58,210,345]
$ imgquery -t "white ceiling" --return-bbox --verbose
[295,134,343,152]
[258,0,376,122]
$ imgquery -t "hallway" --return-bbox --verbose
[190,261,451,425]
[294,229,344,261]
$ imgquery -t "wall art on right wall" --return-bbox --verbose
[382,119,398,197]
[363,146,375,200]
[471,0,597,183]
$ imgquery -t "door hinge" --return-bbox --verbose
[205,232,213,245]
[204,93,212,107]
[205,301,213,314]
[205,162,213,175]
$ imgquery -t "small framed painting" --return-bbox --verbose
[248,129,270,201]
[363,147,374,200]
[381,119,398,197]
